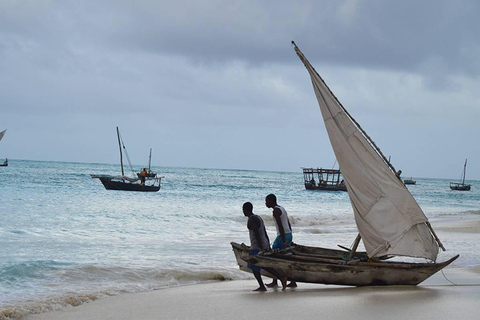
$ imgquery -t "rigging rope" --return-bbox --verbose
[119,133,137,176]
[441,269,457,286]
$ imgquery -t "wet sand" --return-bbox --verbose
[26,267,480,320]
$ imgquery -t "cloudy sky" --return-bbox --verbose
[1,0,479,179]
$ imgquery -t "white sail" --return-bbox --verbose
[0,129,6,142]
[293,43,439,261]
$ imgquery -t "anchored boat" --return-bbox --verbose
[450,159,471,191]
[91,127,162,192]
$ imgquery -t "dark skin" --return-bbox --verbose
[243,205,267,291]
[265,196,297,288]
[243,204,286,291]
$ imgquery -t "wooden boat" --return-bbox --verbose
[91,127,162,192]
[0,129,7,167]
[240,244,458,286]
[403,178,416,185]
[231,242,390,279]
[450,159,471,191]
[236,42,459,286]
[303,167,347,191]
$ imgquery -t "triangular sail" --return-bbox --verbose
[461,159,467,184]
[293,42,439,261]
[0,129,6,142]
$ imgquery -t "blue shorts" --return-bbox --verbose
[247,249,262,272]
[272,233,293,250]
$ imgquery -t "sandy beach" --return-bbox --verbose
[25,267,480,320]
[20,213,480,320]
[25,214,480,320]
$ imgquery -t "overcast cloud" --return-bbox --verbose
[1,0,479,179]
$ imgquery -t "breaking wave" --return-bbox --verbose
[0,266,249,320]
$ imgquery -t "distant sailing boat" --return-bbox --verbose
[139,148,157,178]
[91,127,162,192]
[0,129,7,167]
[450,159,471,191]
[235,42,458,286]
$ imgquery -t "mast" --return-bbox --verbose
[116,127,124,176]
[148,148,152,170]
[292,41,398,176]
[462,159,467,184]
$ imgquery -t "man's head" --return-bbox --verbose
[243,202,253,217]
[265,194,277,208]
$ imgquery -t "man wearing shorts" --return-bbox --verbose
[265,194,297,288]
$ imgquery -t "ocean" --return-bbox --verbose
[1,160,479,318]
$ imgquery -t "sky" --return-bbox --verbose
[0,0,479,180]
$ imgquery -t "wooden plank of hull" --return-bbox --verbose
[243,254,459,286]
[98,177,160,192]
[231,242,383,264]
[231,242,388,280]
[231,242,276,278]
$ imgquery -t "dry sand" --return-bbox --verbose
[435,215,480,233]
[26,215,480,320]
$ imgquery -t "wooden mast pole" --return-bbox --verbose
[426,221,446,251]
[148,148,152,171]
[292,41,398,176]
[348,233,362,260]
[116,127,124,177]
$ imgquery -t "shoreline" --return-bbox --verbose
[26,267,480,320]
[16,214,480,319]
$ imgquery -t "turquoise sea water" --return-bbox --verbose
[1,160,479,318]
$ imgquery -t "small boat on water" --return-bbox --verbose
[0,129,7,167]
[91,127,162,192]
[450,159,471,191]
[235,42,459,286]
[403,178,416,185]
[302,167,347,191]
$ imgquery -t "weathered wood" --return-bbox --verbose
[348,234,362,260]
[231,242,459,286]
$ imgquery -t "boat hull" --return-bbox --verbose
[450,183,471,191]
[305,184,347,191]
[96,177,160,192]
[231,242,458,286]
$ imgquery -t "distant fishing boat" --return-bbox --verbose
[0,129,7,167]
[403,178,416,185]
[450,159,471,191]
[302,167,347,191]
[91,127,162,192]
[236,42,458,286]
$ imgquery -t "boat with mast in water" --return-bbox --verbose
[0,129,7,167]
[450,159,471,191]
[91,127,162,192]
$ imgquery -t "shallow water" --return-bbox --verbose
[1,160,479,318]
